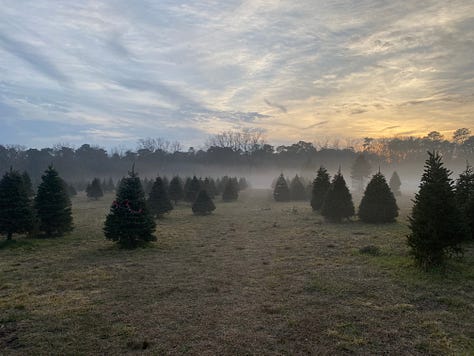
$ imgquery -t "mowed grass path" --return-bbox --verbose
[1,190,473,355]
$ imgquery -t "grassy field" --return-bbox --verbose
[1,189,473,355]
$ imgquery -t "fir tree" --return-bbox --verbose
[311,166,331,211]
[185,176,201,202]
[407,152,469,269]
[35,166,73,237]
[389,171,402,196]
[290,175,307,201]
[222,178,239,202]
[104,169,156,248]
[273,174,290,202]
[192,189,216,215]
[238,177,249,190]
[168,176,184,205]
[351,154,371,193]
[21,171,35,197]
[86,177,104,200]
[321,170,354,222]
[0,168,35,240]
[455,164,474,239]
[162,176,169,193]
[148,176,173,218]
[358,172,399,223]
[202,177,216,199]
[142,178,154,196]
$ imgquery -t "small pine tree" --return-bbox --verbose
[222,178,239,202]
[358,172,399,223]
[455,164,474,239]
[35,166,73,237]
[185,176,201,202]
[202,177,216,199]
[389,171,402,196]
[104,169,156,248]
[238,177,249,190]
[0,168,35,240]
[21,171,35,197]
[321,170,354,222]
[290,175,307,201]
[273,174,290,202]
[86,178,104,200]
[351,154,371,193]
[162,176,169,193]
[311,166,331,211]
[148,176,173,218]
[192,189,216,215]
[407,152,469,269]
[168,176,184,205]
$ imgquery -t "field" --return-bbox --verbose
[1,190,473,355]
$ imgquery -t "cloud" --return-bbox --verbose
[264,98,287,113]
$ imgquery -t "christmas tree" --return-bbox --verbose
[321,170,354,222]
[86,177,104,200]
[238,177,249,190]
[147,176,173,218]
[185,176,201,202]
[358,172,399,223]
[35,166,73,237]
[104,168,156,248]
[311,166,331,211]
[222,177,239,202]
[202,177,216,199]
[21,171,35,197]
[273,174,290,202]
[351,154,371,193]
[168,176,184,205]
[455,164,474,239]
[407,152,469,268]
[290,175,307,201]
[192,189,216,215]
[0,168,35,240]
[389,171,402,196]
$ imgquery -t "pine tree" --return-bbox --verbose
[290,175,307,201]
[202,177,215,199]
[162,176,169,193]
[192,189,216,215]
[273,174,290,202]
[0,168,35,240]
[168,176,184,205]
[86,178,104,200]
[35,166,73,237]
[238,177,249,190]
[389,171,402,196]
[358,172,399,223]
[321,170,354,222]
[222,178,239,202]
[455,164,474,239]
[351,154,371,193]
[104,169,156,248]
[311,166,331,211]
[407,152,469,269]
[21,171,35,197]
[185,176,201,202]
[148,176,173,218]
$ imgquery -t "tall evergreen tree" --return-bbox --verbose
[273,174,290,202]
[86,177,104,200]
[0,168,35,240]
[168,176,184,205]
[455,164,474,239]
[290,174,307,201]
[222,177,239,202]
[192,189,216,215]
[35,166,73,237]
[311,166,331,211]
[21,171,35,198]
[185,176,201,202]
[351,154,371,193]
[389,171,402,196]
[358,172,399,223]
[148,176,173,218]
[321,170,354,222]
[407,152,469,268]
[104,169,156,248]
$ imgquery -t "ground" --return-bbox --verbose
[0,189,473,355]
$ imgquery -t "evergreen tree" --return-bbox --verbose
[455,164,474,239]
[106,177,115,192]
[351,154,371,193]
[273,174,290,202]
[148,176,173,218]
[192,189,216,215]
[35,166,73,237]
[389,171,402,196]
[142,177,153,196]
[407,152,469,268]
[168,176,184,205]
[290,175,307,201]
[104,169,156,248]
[222,178,239,202]
[215,178,222,195]
[358,172,399,223]
[202,177,216,199]
[21,171,35,197]
[238,177,249,190]
[321,170,354,222]
[185,176,201,202]
[162,176,169,193]
[0,168,35,240]
[86,177,104,200]
[311,166,331,211]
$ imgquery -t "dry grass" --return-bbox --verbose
[0,190,473,355]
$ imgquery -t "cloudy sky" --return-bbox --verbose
[1,0,473,149]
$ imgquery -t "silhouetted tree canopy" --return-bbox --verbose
[359,172,399,223]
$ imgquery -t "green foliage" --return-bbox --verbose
[86,178,103,200]
[0,168,35,240]
[202,177,217,198]
[34,166,73,237]
[168,176,184,204]
[185,176,201,202]
[290,175,307,201]
[389,171,402,196]
[358,172,399,223]
[321,171,354,222]
[192,190,216,215]
[222,177,239,202]
[455,164,474,239]
[147,176,173,218]
[407,152,469,269]
[104,169,156,248]
[21,171,35,197]
[311,166,331,211]
[273,174,290,202]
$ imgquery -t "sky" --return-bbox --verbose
[0,0,473,150]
